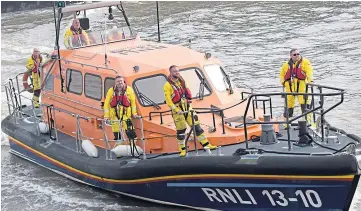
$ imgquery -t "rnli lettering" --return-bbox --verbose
[201,188,323,208]
[201,188,256,204]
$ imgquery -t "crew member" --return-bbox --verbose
[164,65,217,157]
[104,76,138,141]
[64,19,90,49]
[280,48,314,123]
[25,48,42,108]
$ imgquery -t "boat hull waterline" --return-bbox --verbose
[8,137,359,211]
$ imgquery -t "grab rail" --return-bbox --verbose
[2,69,349,159]
[242,83,345,150]
[148,98,249,135]
[62,58,117,73]
[96,116,145,160]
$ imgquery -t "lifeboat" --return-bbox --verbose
[2,2,361,211]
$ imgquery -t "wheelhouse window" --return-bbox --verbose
[84,73,102,100]
[133,74,168,107]
[203,64,235,92]
[179,67,211,98]
[104,77,115,97]
[66,69,82,95]
[43,74,54,92]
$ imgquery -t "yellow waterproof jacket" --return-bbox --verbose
[64,28,90,49]
[104,85,137,119]
[279,57,313,85]
[164,79,192,113]
[26,56,42,72]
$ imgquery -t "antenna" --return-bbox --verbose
[188,14,192,48]
[104,13,108,66]
[156,1,161,42]
[53,2,65,93]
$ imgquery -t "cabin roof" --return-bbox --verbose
[64,39,210,77]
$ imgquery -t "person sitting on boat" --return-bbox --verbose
[25,48,42,108]
[64,19,90,49]
[280,48,314,124]
[164,65,217,157]
[104,75,138,141]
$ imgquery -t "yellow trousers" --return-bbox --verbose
[284,79,312,123]
[108,107,130,132]
[172,103,215,154]
[173,109,200,131]
[108,107,136,140]
[32,71,41,107]
[32,71,41,90]
[284,79,311,108]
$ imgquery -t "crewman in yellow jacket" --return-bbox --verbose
[64,19,90,49]
[104,75,138,141]
[25,48,42,108]
[164,65,217,157]
[280,49,314,123]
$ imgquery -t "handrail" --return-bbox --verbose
[42,103,90,121]
[95,116,145,160]
[59,1,121,14]
[3,70,349,159]
[148,98,249,134]
[243,83,345,150]
[62,58,117,73]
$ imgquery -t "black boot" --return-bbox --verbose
[113,132,120,140]
[283,107,294,118]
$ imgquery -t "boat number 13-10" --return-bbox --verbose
[262,189,322,208]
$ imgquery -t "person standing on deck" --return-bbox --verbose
[104,76,138,141]
[164,65,217,157]
[279,48,314,124]
[25,48,42,108]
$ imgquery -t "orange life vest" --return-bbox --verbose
[110,85,130,108]
[167,75,192,104]
[284,57,306,81]
[32,55,43,73]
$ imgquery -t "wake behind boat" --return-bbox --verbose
[2,2,361,211]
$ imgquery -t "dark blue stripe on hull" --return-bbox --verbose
[9,140,355,211]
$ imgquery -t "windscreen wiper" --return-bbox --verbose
[220,67,234,95]
[224,74,234,94]
[138,91,161,110]
[195,70,210,100]
[198,78,205,100]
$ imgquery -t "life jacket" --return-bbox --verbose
[167,75,192,104]
[284,57,306,81]
[110,85,130,108]
[32,55,43,73]
[70,26,86,47]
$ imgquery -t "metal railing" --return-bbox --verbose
[95,116,146,160]
[3,73,42,135]
[3,73,147,160]
[2,71,351,159]
[148,98,249,136]
[242,83,345,150]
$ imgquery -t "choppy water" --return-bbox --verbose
[2,1,361,211]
